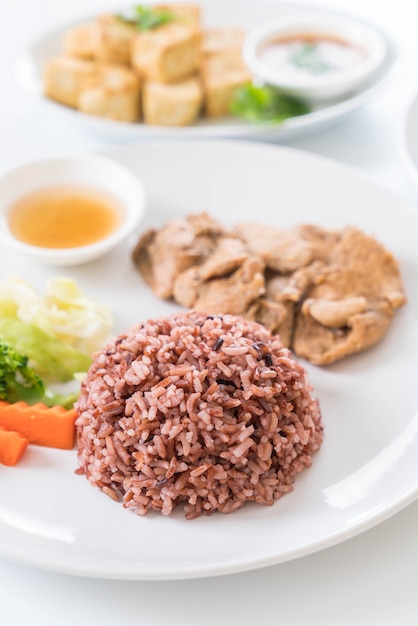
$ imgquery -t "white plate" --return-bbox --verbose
[15,0,399,141]
[1,140,418,580]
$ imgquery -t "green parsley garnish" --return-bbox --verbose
[290,42,332,74]
[230,83,310,124]
[0,339,78,409]
[118,4,174,31]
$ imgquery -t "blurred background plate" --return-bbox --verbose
[15,0,400,141]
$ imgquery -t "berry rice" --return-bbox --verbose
[75,311,323,519]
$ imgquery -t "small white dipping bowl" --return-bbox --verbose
[242,12,388,102]
[0,155,147,266]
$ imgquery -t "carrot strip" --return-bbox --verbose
[0,426,29,466]
[0,401,77,449]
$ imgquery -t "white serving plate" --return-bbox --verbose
[15,0,400,141]
[0,139,417,580]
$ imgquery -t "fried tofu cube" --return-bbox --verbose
[63,24,95,59]
[44,57,98,108]
[201,52,251,117]
[154,4,201,28]
[131,22,201,83]
[78,65,141,122]
[201,28,246,57]
[92,14,136,65]
[143,76,202,126]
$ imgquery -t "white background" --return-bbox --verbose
[1,0,418,624]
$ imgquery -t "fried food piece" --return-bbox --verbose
[201,27,246,56]
[44,57,98,108]
[131,22,201,83]
[142,76,202,126]
[78,64,141,122]
[63,24,95,59]
[154,3,201,28]
[200,51,251,117]
[92,14,136,65]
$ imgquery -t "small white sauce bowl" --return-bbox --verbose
[243,12,388,102]
[0,154,147,266]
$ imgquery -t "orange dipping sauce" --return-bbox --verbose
[8,186,123,249]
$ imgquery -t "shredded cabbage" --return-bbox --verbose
[0,318,92,383]
[0,338,78,408]
[0,275,113,357]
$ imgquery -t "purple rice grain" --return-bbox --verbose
[75,311,323,519]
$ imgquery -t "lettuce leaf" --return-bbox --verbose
[0,318,91,383]
[0,339,78,409]
[230,83,310,123]
[0,275,113,357]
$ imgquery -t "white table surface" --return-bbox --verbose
[1,0,418,624]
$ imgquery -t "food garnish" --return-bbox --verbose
[0,276,113,463]
[230,82,310,122]
[0,275,113,387]
[0,276,113,357]
[0,401,77,450]
[0,340,77,409]
[0,319,91,384]
[0,275,113,404]
[290,42,332,74]
[118,5,175,31]
[0,426,29,466]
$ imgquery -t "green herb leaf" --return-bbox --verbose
[118,4,174,31]
[290,42,331,74]
[230,83,310,124]
[0,339,78,409]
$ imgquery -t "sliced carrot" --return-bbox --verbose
[0,401,77,450]
[0,426,29,466]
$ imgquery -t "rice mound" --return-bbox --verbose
[75,311,323,519]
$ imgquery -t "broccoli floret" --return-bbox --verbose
[0,339,77,409]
